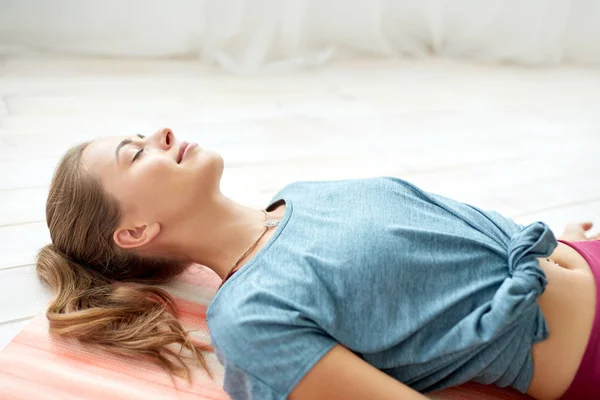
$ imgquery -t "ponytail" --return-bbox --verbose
[37,243,210,381]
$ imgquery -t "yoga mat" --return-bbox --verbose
[0,265,532,399]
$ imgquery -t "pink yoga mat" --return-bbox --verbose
[0,265,532,400]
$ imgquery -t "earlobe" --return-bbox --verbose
[113,222,161,250]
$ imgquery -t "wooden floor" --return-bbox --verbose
[0,55,599,350]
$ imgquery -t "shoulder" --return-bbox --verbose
[278,176,401,193]
[208,294,337,397]
[207,288,298,360]
[274,176,411,205]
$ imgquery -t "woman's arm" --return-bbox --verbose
[289,344,430,400]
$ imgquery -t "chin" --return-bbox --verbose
[214,154,225,185]
[215,152,225,172]
[192,150,224,190]
[203,149,224,172]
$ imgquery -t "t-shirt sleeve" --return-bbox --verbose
[410,181,525,237]
[210,311,337,400]
[220,360,283,400]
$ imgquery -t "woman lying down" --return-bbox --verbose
[37,128,600,400]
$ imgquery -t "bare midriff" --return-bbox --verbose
[526,242,596,400]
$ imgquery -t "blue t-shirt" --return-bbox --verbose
[206,176,556,399]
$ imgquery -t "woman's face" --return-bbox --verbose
[81,127,223,245]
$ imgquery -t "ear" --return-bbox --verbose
[113,222,161,250]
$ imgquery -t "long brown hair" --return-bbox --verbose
[36,142,210,381]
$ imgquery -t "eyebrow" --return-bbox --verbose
[115,138,133,164]
[115,134,145,164]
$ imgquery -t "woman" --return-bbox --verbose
[37,127,599,400]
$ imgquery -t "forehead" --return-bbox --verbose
[81,135,127,175]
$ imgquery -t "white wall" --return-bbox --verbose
[0,0,206,57]
[1,0,600,73]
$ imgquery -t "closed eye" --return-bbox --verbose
[132,148,144,162]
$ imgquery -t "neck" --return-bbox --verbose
[172,193,280,280]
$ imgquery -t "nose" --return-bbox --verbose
[153,127,174,151]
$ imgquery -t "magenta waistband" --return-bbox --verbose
[556,239,600,400]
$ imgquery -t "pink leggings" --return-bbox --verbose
[557,239,600,399]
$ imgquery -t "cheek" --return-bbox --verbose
[124,159,176,212]
[103,175,140,219]
[137,157,176,195]
[140,157,171,180]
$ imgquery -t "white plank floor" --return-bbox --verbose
[0,55,599,350]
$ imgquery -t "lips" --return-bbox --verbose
[177,142,189,164]
[177,141,197,163]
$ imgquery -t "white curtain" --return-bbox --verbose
[1,0,599,73]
